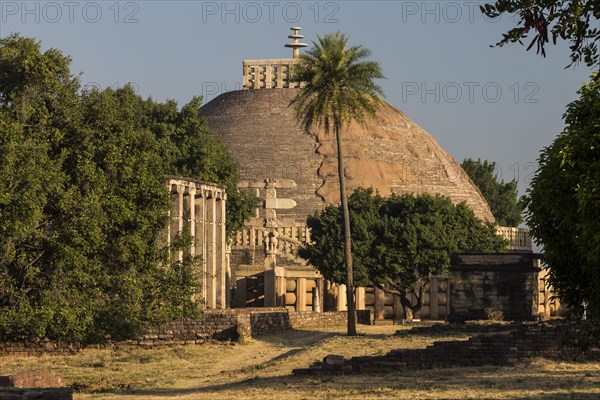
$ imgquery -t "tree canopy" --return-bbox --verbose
[525,75,600,320]
[290,32,384,336]
[301,188,507,319]
[461,158,523,227]
[481,0,600,68]
[0,34,255,342]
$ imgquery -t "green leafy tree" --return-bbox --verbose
[301,188,507,320]
[481,0,600,68]
[290,32,384,336]
[526,75,600,319]
[461,158,523,227]
[0,35,255,342]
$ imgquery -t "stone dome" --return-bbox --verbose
[200,88,494,224]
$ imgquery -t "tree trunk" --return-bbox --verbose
[399,285,425,321]
[403,305,414,321]
[336,123,357,336]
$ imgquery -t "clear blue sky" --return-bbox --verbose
[1,0,594,198]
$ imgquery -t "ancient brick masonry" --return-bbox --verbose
[0,309,371,356]
[0,341,80,357]
[448,253,541,322]
[293,323,571,375]
[200,88,495,223]
[139,309,370,344]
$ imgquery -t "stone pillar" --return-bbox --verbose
[430,278,439,320]
[337,284,347,311]
[312,286,321,312]
[205,192,217,308]
[355,287,366,310]
[225,244,231,309]
[168,184,182,260]
[318,279,325,312]
[296,278,307,311]
[265,63,272,89]
[184,186,196,258]
[166,183,173,249]
[264,269,277,307]
[195,193,206,303]
[375,286,386,321]
[215,195,226,308]
[175,185,184,262]
[264,232,277,269]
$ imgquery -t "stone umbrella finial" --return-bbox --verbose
[284,26,307,59]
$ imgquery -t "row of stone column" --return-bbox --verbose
[167,178,227,309]
[325,282,366,311]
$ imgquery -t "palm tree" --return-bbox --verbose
[290,32,385,336]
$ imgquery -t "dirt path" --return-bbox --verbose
[197,328,340,376]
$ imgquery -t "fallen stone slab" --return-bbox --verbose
[0,370,64,388]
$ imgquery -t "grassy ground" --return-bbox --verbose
[1,323,599,399]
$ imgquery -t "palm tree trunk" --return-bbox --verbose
[335,122,357,336]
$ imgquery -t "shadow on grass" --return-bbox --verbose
[512,395,600,400]
[249,325,409,355]
[250,326,345,347]
[247,321,499,347]
[102,363,600,398]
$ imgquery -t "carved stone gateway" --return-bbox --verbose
[167,177,228,309]
[229,178,325,311]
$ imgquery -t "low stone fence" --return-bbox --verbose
[0,309,371,357]
[289,310,371,328]
[294,322,576,375]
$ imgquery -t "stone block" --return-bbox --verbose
[0,370,64,388]
[323,355,345,367]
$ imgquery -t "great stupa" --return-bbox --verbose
[199,28,495,317]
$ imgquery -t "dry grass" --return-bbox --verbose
[1,323,599,399]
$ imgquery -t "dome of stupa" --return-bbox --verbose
[199,88,494,223]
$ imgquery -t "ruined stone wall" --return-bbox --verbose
[448,253,540,322]
[0,309,371,357]
[295,323,571,375]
